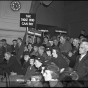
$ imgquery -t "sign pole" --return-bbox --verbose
[26,27,29,45]
[33,32,35,44]
[26,26,28,36]
[43,32,44,37]
[32,20,37,44]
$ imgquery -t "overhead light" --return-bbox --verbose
[40,1,53,7]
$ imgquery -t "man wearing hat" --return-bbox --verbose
[37,46,53,67]
[34,55,52,77]
[34,56,45,70]
[44,47,52,64]
[0,52,24,75]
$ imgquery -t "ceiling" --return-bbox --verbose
[64,1,80,6]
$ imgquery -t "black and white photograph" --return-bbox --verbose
[0,0,88,87]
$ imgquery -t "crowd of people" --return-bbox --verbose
[0,29,88,87]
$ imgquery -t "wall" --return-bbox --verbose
[0,1,32,44]
[36,1,65,28]
[1,1,87,43]
[64,1,88,37]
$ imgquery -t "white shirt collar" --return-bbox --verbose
[79,53,86,61]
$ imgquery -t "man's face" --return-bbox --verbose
[53,40,58,46]
[13,41,17,46]
[28,37,33,44]
[46,51,51,56]
[34,46,38,52]
[52,49,57,58]
[60,36,65,44]
[2,41,6,46]
[34,60,42,68]
[30,59,34,65]
[43,70,52,81]
[44,38,48,43]
[17,39,21,44]
[24,46,28,51]
[49,41,53,46]
[73,39,79,47]
[72,40,77,46]
[5,53,10,60]
[79,43,87,55]
[28,44,32,50]
[38,48,44,55]
[24,55,29,61]
[28,37,31,42]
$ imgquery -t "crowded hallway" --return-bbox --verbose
[0,0,88,87]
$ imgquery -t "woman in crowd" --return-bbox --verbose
[27,43,33,56]
[44,47,52,64]
[51,48,69,69]
[42,64,63,87]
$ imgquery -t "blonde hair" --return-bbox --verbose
[39,46,45,51]
[5,52,12,56]
[73,38,80,43]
